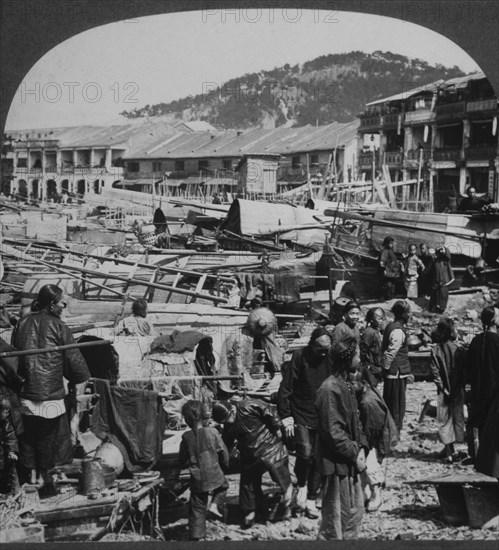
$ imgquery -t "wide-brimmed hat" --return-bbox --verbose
[246,307,276,337]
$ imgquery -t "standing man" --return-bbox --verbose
[381,301,413,432]
[315,335,368,540]
[277,328,332,518]
[430,247,455,314]
[360,307,386,387]
[212,398,293,528]
[330,302,361,347]
[418,243,435,298]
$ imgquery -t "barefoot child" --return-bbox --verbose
[178,400,229,541]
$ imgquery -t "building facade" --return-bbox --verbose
[357,72,499,212]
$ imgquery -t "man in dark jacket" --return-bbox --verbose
[277,327,331,518]
[212,398,292,527]
[381,300,412,432]
[315,336,368,540]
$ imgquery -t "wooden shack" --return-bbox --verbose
[236,154,281,196]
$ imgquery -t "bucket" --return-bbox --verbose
[462,485,499,528]
[82,458,105,498]
[435,485,468,525]
[0,525,45,543]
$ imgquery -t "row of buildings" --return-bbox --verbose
[3,71,499,212]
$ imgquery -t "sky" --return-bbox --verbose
[6,9,482,130]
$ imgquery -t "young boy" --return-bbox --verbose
[0,398,20,496]
[178,400,229,541]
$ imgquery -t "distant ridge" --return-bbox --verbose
[120,50,466,129]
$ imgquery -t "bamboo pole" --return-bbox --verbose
[415,147,424,211]
[0,339,112,359]
[1,245,130,299]
[3,239,235,283]
[118,375,243,385]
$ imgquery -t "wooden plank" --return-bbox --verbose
[372,179,389,205]
[36,502,116,523]
[383,165,397,208]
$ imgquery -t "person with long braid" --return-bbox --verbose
[465,306,499,461]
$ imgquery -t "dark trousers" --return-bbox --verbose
[317,474,364,540]
[294,425,321,500]
[189,482,227,540]
[20,414,72,471]
[383,278,396,300]
[0,461,20,495]
[383,377,407,432]
[430,285,449,313]
[239,457,291,514]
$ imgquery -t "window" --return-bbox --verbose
[198,160,209,171]
[17,158,27,168]
[310,154,319,166]
[127,161,140,173]
[174,160,185,171]
[292,155,301,169]
[222,159,233,171]
[152,161,163,172]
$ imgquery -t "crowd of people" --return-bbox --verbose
[379,237,455,313]
[1,282,499,541]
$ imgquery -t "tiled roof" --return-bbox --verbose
[366,71,487,106]
[123,120,359,160]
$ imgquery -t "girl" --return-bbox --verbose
[402,244,424,299]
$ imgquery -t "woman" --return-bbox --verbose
[115,298,155,337]
[12,285,90,487]
[429,318,466,462]
[379,237,401,300]
[465,306,499,461]
[429,247,455,314]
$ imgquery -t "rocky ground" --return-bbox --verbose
[98,290,499,542]
[152,379,495,542]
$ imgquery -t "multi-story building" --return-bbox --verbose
[4,119,215,201]
[121,120,360,197]
[357,71,499,212]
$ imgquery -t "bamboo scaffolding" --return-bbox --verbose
[0,339,112,359]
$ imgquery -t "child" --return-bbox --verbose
[178,400,229,541]
[349,368,398,512]
[402,244,425,299]
[0,398,20,496]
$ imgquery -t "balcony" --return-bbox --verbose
[13,139,59,149]
[466,98,497,113]
[403,149,432,168]
[384,151,403,165]
[404,109,436,125]
[359,115,381,131]
[382,113,404,129]
[435,101,466,121]
[465,145,497,161]
[123,170,164,180]
[433,147,462,162]
[358,151,379,167]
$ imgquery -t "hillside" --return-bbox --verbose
[120,51,465,129]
